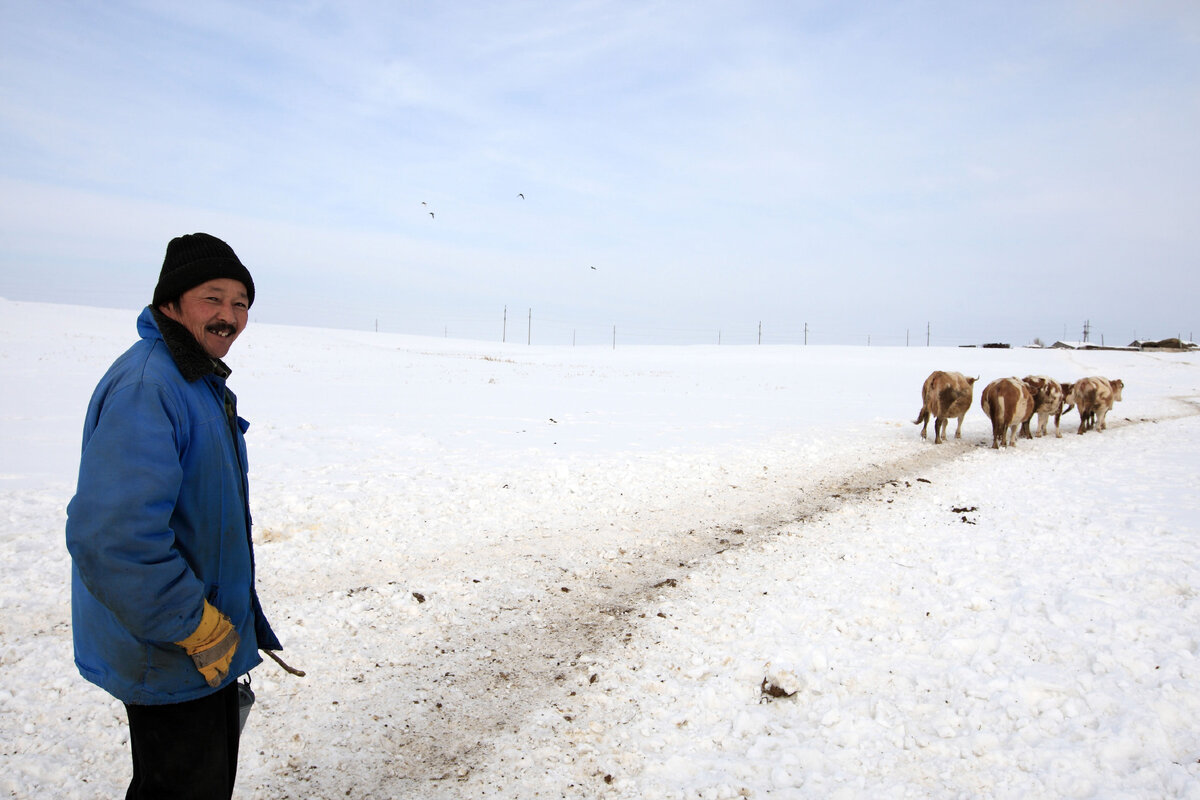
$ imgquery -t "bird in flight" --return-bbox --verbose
[429,212,435,219]
[518,193,525,199]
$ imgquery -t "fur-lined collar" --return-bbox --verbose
[150,307,232,383]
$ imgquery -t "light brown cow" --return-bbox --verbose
[980,377,1034,449]
[914,371,978,444]
[1063,377,1124,434]
[1059,381,1089,430]
[1020,375,1066,438]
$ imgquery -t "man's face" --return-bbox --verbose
[160,278,250,359]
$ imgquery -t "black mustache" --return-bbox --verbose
[206,323,238,336]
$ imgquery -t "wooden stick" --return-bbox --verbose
[264,649,306,677]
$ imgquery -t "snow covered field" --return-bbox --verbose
[3,297,1200,799]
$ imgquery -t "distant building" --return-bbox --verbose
[1129,338,1197,350]
[1052,340,1138,351]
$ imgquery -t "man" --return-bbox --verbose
[66,233,282,799]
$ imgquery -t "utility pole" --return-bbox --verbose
[1082,320,1091,343]
[527,308,531,345]
[926,322,930,346]
[804,323,808,345]
[758,321,762,345]
[502,306,507,343]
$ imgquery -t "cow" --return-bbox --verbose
[1020,375,1065,438]
[980,376,1034,449]
[1063,377,1124,434]
[1059,381,1090,430]
[914,371,978,444]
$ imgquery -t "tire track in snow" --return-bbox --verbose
[330,443,986,795]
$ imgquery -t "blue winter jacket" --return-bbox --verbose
[66,307,281,705]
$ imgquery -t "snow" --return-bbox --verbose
[3,297,1200,799]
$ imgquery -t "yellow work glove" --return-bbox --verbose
[175,600,240,688]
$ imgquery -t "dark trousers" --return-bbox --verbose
[124,683,241,800]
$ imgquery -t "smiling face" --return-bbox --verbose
[159,278,250,359]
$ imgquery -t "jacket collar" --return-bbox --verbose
[148,306,232,383]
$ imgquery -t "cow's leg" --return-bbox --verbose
[953,414,964,439]
[1097,407,1109,431]
[1053,411,1062,438]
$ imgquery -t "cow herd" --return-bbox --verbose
[914,370,1125,450]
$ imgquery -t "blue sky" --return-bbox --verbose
[1,1,1197,345]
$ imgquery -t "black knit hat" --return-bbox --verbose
[152,233,255,308]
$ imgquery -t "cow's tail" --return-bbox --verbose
[981,394,1002,447]
[913,407,929,426]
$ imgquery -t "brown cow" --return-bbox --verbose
[1020,375,1065,438]
[980,377,1034,449]
[1059,381,1089,430]
[914,371,978,444]
[1064,377,1124,434]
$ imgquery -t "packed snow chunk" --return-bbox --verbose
[760,660,805,698]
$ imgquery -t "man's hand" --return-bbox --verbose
[175,601,239,688]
